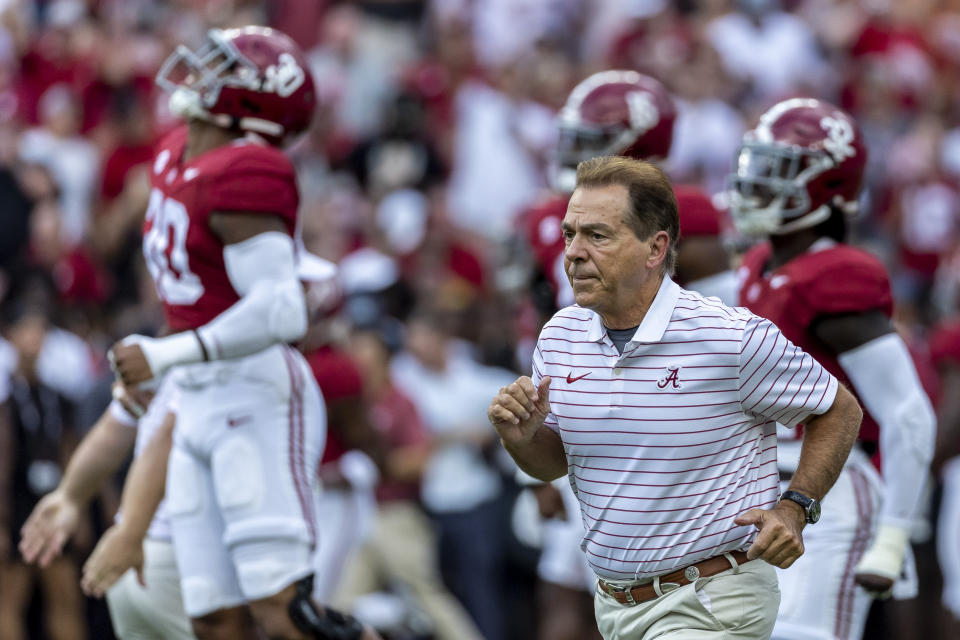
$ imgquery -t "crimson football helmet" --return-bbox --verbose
[156,26,316,145]
[551,70,676,193]
[726,98,867,236]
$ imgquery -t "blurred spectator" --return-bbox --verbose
[0,273,97,405]
[879,118,960,321]
[308,2,420,140]
[0,163,31,276]
[445,66,552,243]
[340,91,446,201]
[18,84,99,244]
[665,40,746,194]
[301,308,385,602]
[0,298,87,640]
[435,0,583,70]
[26,195,110,307]
[391,308,515,640]
[335,326,484,640]
[707,0,830,105]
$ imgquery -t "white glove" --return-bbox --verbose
[339,450,380,492]
[854,523,910,595]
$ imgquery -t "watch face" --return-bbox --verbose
[808,499,821,524]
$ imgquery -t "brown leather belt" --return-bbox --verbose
[598,550,751,606]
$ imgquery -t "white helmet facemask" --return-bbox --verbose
[726,141,834,236]
[156,29,259,127]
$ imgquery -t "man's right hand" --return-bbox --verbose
[19,489,81,567]
[487,376,552,446]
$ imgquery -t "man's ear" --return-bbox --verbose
[647,231,670,269]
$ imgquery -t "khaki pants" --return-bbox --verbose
[334,501,483,640]
[594,559,779,640]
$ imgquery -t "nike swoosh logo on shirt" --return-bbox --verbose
[566,372,591,384]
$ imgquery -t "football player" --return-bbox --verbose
[728,98,937,640]
[106,26,379,640]
[526,70,676,316]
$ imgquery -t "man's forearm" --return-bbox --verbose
[61,411,138,505]
[117,412,174,538]
[790,385,862,500]
[502,426,568,482]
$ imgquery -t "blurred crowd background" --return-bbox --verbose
[1,0,960,639]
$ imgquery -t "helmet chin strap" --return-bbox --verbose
[169,88,284,139]
[770,204,832,235]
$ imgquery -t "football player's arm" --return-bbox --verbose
[82,410,174,597]
[813,310,937,590]
[111,212,307,384]
[20,402,138,566]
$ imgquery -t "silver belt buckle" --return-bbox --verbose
[684,565,701,581]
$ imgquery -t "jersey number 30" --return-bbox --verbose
[144,188,204,305]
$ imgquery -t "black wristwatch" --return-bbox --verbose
[780,490,821,524]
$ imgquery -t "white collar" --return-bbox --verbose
[585,276,681,345]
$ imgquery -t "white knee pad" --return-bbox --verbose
[212,436,265,512]
[181,575,243,618]
[232,538,313,602]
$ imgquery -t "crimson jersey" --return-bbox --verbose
[142,126,299,331]
[523,194,571,308]
[524,195,568,271]
[738,242,894,445]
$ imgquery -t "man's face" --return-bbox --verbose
[562,185,655,318]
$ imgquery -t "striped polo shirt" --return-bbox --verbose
[531,276,837,581]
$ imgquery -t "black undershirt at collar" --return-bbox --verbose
[605,326,639,354]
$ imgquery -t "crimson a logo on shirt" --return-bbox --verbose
[657,365,682,390]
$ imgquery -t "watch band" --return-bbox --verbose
[780,490,820,524]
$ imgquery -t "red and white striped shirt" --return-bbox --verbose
[532,276,837,581]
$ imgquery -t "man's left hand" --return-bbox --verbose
[109,340,153,387]
[81,524,145,598]
[735,501,806,569]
